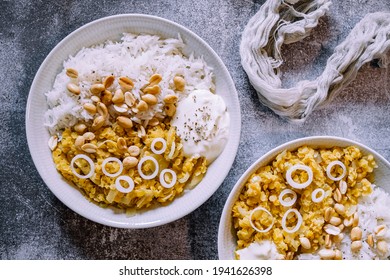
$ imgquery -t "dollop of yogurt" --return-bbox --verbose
[171,89,229,164]
[236,241,283,260]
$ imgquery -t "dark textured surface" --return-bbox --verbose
[1,0,389,260]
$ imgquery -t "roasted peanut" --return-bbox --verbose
[117,137,127,151]
[112,89,124,104]
[81,143,97,153]
[83,103,97,115]
[141,94,158,105]
[374,225,387,238]
[367,234,374,247]
[339,180,348,195]
[334,249,343,260]
[318,249,335,260]
[119,76,134,91]
[91,115,105,131]
[329,217,342,226]
[163,94,178,104]
[333,188,342,203]
[83,132,95,141]
[123,156,138,169]
[124,91,136,107]
[351,240,362,252]
[324,224,341,235]
[165,103,176,117]
[324,207,333,223]
[66,68,78,79]
[67,83,80,95]
[101,90,113,105]
[103,75,115,89]
[136,100,149,111]
[74,123,87,134]
[334,203,346,216]
[117,116,133,129]
[149,73,162,86]
[143,85,160,95]
[90,83,105,95]
[352,212,359,227]
[75,136,85,149]
[299,237,311,250]
[48,135,58,151]
[96,102,108,118]
[173,76,185,91]
[127,145,140,157]
[377,240,388,255]
[351,227,362,241]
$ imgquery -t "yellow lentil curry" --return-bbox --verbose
[232,145,377,259]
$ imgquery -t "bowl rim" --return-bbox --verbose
[26,13,241,228]
[218,135,390,259]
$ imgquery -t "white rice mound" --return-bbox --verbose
[299,185,390,260]
[44,33,215,135]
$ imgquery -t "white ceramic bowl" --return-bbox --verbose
[26,14,241,228]
[218,136,390,259]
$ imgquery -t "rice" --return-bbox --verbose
[44,33,215,135]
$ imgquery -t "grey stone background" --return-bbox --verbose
[0,0,389,259]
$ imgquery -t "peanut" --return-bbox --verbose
[103,75,115,89]
[173,76,185,91]
[90,83,105,95]
[119,76,134,91]
[66,68,78,79]
[117,116,133,129]
[67,83,80,95]
[141,94,158,105]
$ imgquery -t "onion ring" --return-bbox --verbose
[249,206,274,233]
[311,188,325,203]
[168,141,176,159]
[286,164,313,189]
[151,138,167,155]
[282,208,303,234]
[159,169,177,189]
[178,172,190,183]
[278,189,297,207]
[102,157,123,177]
[70,154,95,179]
[326,160,346,181]
[138,156,159,180]
[115,175,134,193]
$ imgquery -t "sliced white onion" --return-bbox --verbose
[311,188,325,203]
[151,138,167,155]
[102,157,123,177]
[278,189,297,207]
[178,172,190,183]
[115,175,134,193]
[168,141,176,159]
[249,206,274,233]
[70,154,95,179]
[286,164,313,189]
[159,169,177,189]
[326,160,346,181]
[282,208,303,234]
[138,156,159,180]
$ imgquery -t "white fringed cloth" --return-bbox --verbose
[240,0,390,122]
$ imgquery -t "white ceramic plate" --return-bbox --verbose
[26,14,241,228]
[218,136,390,259]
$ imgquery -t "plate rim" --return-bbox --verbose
[217,135,390,259]
[26,13,241,228]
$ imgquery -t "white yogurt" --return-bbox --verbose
[171,89,229,164]
[236,240,283,260]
